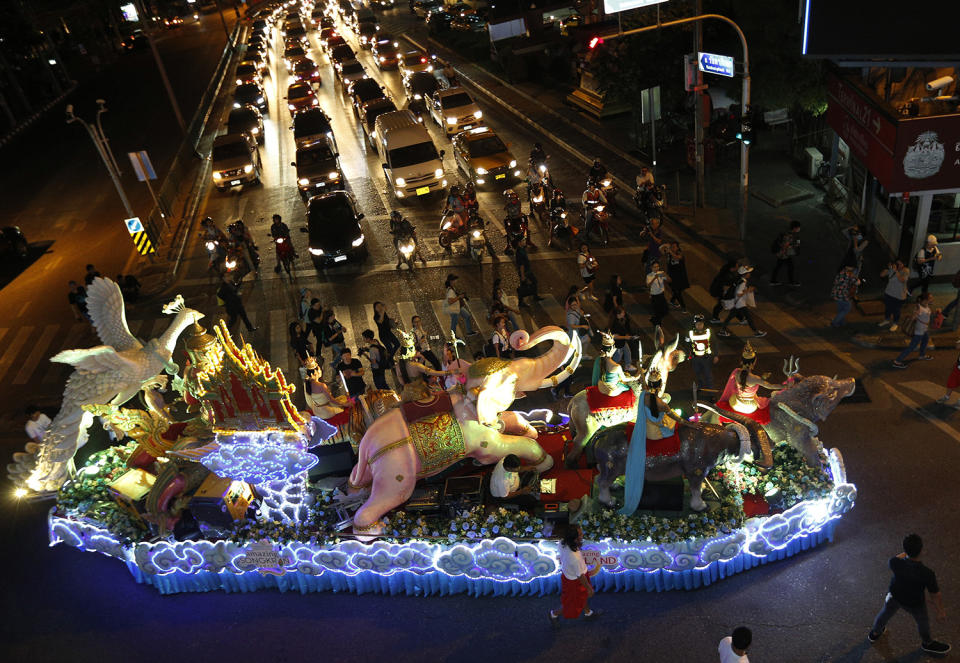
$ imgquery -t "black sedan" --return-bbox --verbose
[226,105,265,143]
[303,191,367,267]
[0,227,29,260]
[292,107,335,149]
[404,71,440,103]
[349,77,387,117]
[233,82,269,113]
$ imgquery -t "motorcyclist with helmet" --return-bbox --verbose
[529,142,547,169]
[548,186,571,250]
[503,188,530,253]
[390,210,427,268]
[444,184,468,232]
[461,181,478,213]
[581,181,607,241]
[270,214,297,273]
[635,166,660,213]
[587,158,608,186]
[227,218,260,271]
[200,216,227,272]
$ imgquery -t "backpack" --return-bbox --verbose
[770,233,784,255]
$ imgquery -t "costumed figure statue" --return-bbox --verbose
[23,278,201,493]
[715,342,785,423]
[593,331,641,396]
[565,334,684,467]
[302,355,349,420]
[592,366,774,512]
[345,325,581,534]
[393,329,455,403]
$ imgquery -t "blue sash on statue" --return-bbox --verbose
[618,389,648,515]
[590,356,602,387]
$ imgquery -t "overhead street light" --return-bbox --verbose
[66,101,135,218]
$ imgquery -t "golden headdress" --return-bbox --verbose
[742,341,756,361]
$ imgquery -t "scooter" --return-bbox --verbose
[467,212,486,262]
[597,177,618,216]
[529,180,549,228]
[634,184,666,224]
[581,202,609,246]
[396,234,418,270]
[548,205,574,251]
[271,234,296,276]
[438,209,468,250]
[223,240,252,285]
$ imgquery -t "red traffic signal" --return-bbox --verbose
[588,36,604,49]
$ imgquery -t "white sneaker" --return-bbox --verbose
[889,324,899,332]
[878,320,891,327]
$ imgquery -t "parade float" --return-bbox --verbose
[13,279,857,597]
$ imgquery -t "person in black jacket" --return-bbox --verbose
[217,275,256,332]
[709,260,740,323]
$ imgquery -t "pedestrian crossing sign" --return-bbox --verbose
[125,217,144,235]
[132,230,155,255]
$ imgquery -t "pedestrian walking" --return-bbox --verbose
[770,220,801,286]
[334,348,367,398]
[830,265,860,327]
[718,266,766,338]
[665,241,689,312]
[718,626,753,663]
[603,273,624,314]
[373,301,401,358]
[298,287,314,323]
[84,263,101,286]
[840,224,869,276]
[24,405,52,443]
[217,275,256,332]
[643,216,665,269]
[410,315,441,370]
[565,295,593,359]
[121,274,142,302]
[360,329,391,390]
[646,260,670,327]
[687,314,718,390]
[577,243,599,301]
[320,309,346,369]
[487,314,513,358]
[867,533,951,655]
[491,279,522,332]
[936,339,960,406]
[67,280,90,322]
[893,293,934,368]
[608,306,638,371]
[913,235,942,295]
[709,260,739,323]
[442,274,477,338]
[879,260,910,331]
[289,321,313,362]
[941,267,960,323]
[549,526,602,627]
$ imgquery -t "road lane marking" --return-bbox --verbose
[0,326,35,383]
[883,381,960,445]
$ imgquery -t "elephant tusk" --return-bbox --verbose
[776,402,819,436]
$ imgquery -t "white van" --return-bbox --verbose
[375,110,447,199]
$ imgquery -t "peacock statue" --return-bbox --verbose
[23,277,202,493]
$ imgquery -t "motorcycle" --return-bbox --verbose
[271,234,296,276]
[634,184,666,224]
[529,179,549,228]
[548,205,574,251]
[467,212,486,262]
[396,234,418,270]
[581,201,609,246]
[438,209,469,250]
[590,176,618,216]
[223,240,253,285]
[504,212,530,253]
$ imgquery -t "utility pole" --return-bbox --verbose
[693,0,705,207]
[133,0,186,133]
[67,102,135,218]
[603,14,751,239]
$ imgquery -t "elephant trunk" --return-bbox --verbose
[514,325,581,392]
[697,403,774,468]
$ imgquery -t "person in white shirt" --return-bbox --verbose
[646,260,670,328]
[442,273,477,339]
[25,406,51,442]
[489,454,539,507]
[549,526,602,626]
[441,342,470,391]
[718,626,752,663]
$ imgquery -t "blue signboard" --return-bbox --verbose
[698,52,735,78]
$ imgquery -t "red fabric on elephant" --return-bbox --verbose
[585,386,637,413]
[324,409,351,427]
[622,423,683,457]
[715,400,771,425]
[400,391,452,424]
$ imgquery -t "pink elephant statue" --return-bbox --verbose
[346,326,581,533]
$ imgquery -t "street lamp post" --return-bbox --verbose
[66,102,135,219]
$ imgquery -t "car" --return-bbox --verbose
[372,39,399,69]
[319,15,335,29]
[245,49,268,72]
[404,71,440,104]
[445,2,476,16]
[246,40,268,61]
[235,60,262,86]
[360,98,397,149]
[233,82,268,113]
[357,22,377,49]
[247,33,264,47]
[428,88,482,136]
[284,44,307,69]
[370,0,395,8]
[324,34,347,55]
[413,0,442,18]
[226,104,265,144]
[0,227,29,260]
[292,136,343,196]
[291,57,322,84]
[451,127,520,186]
[286,24,308,45]
[329,43,354,67]
[336,59,367,87]
[252,18,270,36]
[164,16,184,29]
[211,133,262,192]
[349,77,387,117]
[319,27,338,49]
[309,9,326,26]
[399,51,434,79]
[427,10,455,34]
[287,81,319,116]
[451,14,486,32]
[121,30,149,51]
[292,107,335,149]
[302,191,367,267]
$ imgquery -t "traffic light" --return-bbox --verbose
[736,108,754,145]
[588,36,604,50]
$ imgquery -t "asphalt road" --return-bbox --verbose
[2,7,959,663]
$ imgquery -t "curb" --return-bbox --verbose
[0,82,79,149]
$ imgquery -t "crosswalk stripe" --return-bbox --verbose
[753,300,834,353]
[429,299,455,340]
[616,290,667,348]
[0,326,35,383]
[685,286,780,353]
[42,322,91,385]
[333,306,358,354]
[362,303,378,340]
[503,295,537,331]
[13,324,59,385]
[536,293,567,330]
[396,301,419,334]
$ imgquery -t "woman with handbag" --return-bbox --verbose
[893,293,934,369]
[577,243,599,301]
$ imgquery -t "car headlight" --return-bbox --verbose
[289,104,296,109]
[308,247,324,256]
[233,102,241,108]
[257,96,264,103]
[236,78,243,85]
[251,127,259,134]
[351,234,365,247]
[513,170,521,177]
[601,179,611,187]
[298,177,309,185]
[395,177,405,187]
[434,168,443,178]
[399,242,414,255]
[312,98,318,105]
[244,164,254,174]
[393,41,398,47]
[213,171,223,180]
[509,159,517,168]
[328,171,339,180]
[473,110,482,119]
[475,167,487,175]
[446,117,457,125]
[413,93,422,100]
[472,230,482,239]
[426,65,433,72]
[379,56,385,62]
